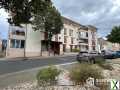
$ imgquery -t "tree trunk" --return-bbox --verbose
[40,31,42,56]
[48,32,52,56]
[48,40,51,56]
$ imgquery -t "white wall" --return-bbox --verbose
[25,24,44,57]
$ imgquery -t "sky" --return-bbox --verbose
[0,0,120,39]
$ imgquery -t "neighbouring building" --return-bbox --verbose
[0,37,2,52]
[6,17,98,58]
[98,38,120,52]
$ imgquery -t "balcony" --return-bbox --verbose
[78,39,88,46]
[9,30,25,40]
[79,36,88,39]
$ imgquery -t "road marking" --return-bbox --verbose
[0,62,77,78]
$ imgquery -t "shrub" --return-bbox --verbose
[95,60,113,70]
[36,66,61,86]
[72,49,80,52]
[69,64,103,85]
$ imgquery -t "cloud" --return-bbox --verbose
[0,9,9,39]
[0,0,120,38]
[53,0,120,37]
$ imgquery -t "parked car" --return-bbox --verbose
[76,51,104,64]
[114,51,120,58]
[101,50,116,59]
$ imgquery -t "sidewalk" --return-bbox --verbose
[0,52,78,61]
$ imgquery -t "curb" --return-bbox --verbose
[0,53,77,61]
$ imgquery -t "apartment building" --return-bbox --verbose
[6,17,98,57]
[78,25,98,51]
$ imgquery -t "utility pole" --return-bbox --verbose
[23,24,28,60]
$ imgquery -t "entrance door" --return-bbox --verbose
[70,45,73,52]
[63,44,66,52]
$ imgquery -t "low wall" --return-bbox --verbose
[6,48,24,58]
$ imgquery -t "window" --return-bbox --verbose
[63,44,66,52]
[92,32,95,39]
[64,36,67,43]
[86,32,88,37]
[92,40,96,46]
[80,32,88,38]
[92,46,96,50]
[69,29,73,36]
[10,39,16,48]
[21,40,25,48]
[86,46,88,50]
[64,28,67,35]
[71,37,74,44]
[10,39,25,48]
[16,40,20,48]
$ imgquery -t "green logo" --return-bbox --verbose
[111,79,119,90]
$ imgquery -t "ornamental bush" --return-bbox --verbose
[72,49,80,52]
[69,64,103,85]
[36,66,61,86]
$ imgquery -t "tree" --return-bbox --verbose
[107,26,120,50]
[107,26,120,43]
[0,0,31,25]
[32,0,63,55]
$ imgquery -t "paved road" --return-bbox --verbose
[0,55,76,75]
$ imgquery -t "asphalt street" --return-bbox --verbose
[0,55,76,75]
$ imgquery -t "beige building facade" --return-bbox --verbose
[6,17,98,58]
[98,38,120,52]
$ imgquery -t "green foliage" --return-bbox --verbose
[94,59,105,65]
[0,0,63,31]
[32,0,63,39]
[0,0,31,26]
[72,49,80,52]
[69,64,103,85]
[36,66,61,86]
[107,26,120,43]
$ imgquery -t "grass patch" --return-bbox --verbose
[95,60,113,70]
